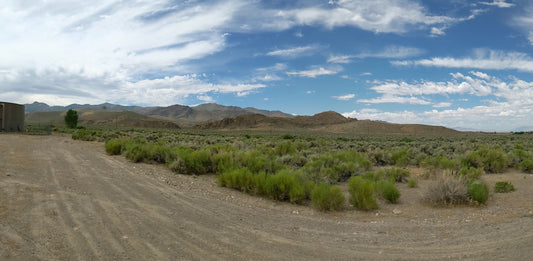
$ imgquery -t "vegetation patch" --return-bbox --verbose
[348,177,378,210]
[494,181,515,193]
[311,183,345,211]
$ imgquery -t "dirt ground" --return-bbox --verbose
[1,134,532,260]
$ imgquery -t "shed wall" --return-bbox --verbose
[0,102,25,132]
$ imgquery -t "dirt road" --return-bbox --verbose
[1,134,533,260]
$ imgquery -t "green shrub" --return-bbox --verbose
[105,138,127,155]
[457,167,483,179]
[425,176,468,205]
[382,168,410,183]
[124,141,151,163]
[375,180,401,204]
[311,183,345,211]
[519,159,533,173]
[464,147,508,173]
[348,177,378,210]
[407,178,418,188]
[467,180,489,204]
[264,171,306,203]
[494,181,515,193]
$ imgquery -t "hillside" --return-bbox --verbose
[25,109,179,129]
[197,112,459,136]
[24,102,293,124]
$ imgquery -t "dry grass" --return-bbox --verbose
[425,175,469,205]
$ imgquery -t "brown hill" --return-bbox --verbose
[26,109,179,129]
[197,111,355,130]
[197,112,459,136]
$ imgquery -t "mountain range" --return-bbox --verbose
[24,102,460,135]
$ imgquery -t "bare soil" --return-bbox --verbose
[1,134,532,260]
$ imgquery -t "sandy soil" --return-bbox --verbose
[1,134,532,260]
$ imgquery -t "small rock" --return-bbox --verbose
[292,210,299,215]
[393,208,402,215]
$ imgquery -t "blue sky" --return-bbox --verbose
[2,0,533,131]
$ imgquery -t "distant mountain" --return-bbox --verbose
[197,112,460,136]
[24,102,293,125]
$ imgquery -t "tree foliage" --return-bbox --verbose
[65,109,79,128]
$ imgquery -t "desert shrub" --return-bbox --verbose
[149,143,174,164]
[169,157,187,174]
[348,176,378,210]
[274,141,296,156]
[425,176,469,205]
[311,183,345,211]
[217,168,256,193]
[382,168,410,183]
[361,171,384,182]
[519,158,533,173]
[124,141,151,163]
[494,181,515,193]
[390,147,409,167]
[375,180,400,203]
[457,166,483,179]
[464,147,508,173]
[422,156,460,172]
[264,170,306,203]
[303,151,371,183]
[407,178,418,188]
[105,138,127,155]
[72,129,102,141]
[467,180,489,204]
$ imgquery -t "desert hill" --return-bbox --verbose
[25,109,179,129]
[197,112,459,136]
[25,102,460,135]
[197,111,354,130]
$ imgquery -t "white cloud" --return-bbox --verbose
[0,0,262,106]
[392,49,533,72]
[512,6,533,46]
[430,27,446,36]
[327,55,353,64]
[358,95,431,105]
[113,75,265,106]
[360,72,372,76]
[480,0,515,8]
[433,102,452,108]
[286,66,342,78]
[267,45,319,58]
[333,94,356,101]
[306,90,316,94]
[197,95,214,103]
[357,46,425,59]
[347,72,533,131]
[276,0,463,35]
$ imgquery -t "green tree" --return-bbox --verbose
[65,109,78,128]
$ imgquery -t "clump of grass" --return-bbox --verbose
[494,181,515,193]
[407,178,418,188]
[348,176,378,210]
[467,180,489,204]
[375,180,400,204]
[311,183,345,211]
[425,176,469,206]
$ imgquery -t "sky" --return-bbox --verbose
[1,0,533,131]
